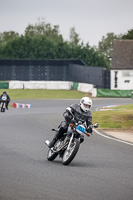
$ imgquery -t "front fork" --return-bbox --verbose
[67,133,74,151]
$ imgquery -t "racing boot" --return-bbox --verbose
[48,136,58,148]
[47,126,65,148]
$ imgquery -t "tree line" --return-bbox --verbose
[0,19,132,69]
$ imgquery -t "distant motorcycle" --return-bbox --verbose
[0,95,7,112]
[45,118,98,165]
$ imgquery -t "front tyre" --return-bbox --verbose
[47,148,58,161]
[62,138,80,165]
[1,107,5,112]
[1,102,5,112]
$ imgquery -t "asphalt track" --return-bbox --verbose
[0,98,133,200]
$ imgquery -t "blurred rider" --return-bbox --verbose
[0,91,11,109]
[48,97,93,148]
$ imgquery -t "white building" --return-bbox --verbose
[111,40,133,90]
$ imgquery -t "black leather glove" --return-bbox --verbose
[87,125,93,133]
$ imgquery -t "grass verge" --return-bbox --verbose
[92,104,133,132]
[0,89,86,99]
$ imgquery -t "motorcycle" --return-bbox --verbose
[45,118,98,165]
[0,95,7,112]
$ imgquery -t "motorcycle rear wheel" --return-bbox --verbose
[62,138,80,165]
[47,148,58,161]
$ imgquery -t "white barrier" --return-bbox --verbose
[24,81,47,89]
[23,81,73,90]
[77,83,97,97]
[57,81,73,90]
[46,81,73,90]
[9,81,24,89]
[90,88,97,97]
[9,81,73,90]
[77,83,93,93]
[8,81,97,97]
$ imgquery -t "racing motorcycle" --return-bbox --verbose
[45,117,98,165]
[0,95,7,112]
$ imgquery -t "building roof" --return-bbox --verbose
[111,40,133,70]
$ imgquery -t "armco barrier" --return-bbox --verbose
[13,103,31,108]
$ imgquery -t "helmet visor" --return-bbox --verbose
[84,104,91,108]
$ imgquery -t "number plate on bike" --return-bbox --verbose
[76,125,86,134]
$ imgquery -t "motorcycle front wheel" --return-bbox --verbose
[47,148,58,161]
[62,138,80,165]
[1,103,5,112]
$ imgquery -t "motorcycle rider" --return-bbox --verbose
[0,91,11,109]
[48,97,93,148]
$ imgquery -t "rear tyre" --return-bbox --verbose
[62,138,80,165]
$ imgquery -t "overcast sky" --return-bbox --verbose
[0,0,133,46]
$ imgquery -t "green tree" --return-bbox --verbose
[98,32,121,58]
[69,26,81,47]
[122,28,133,39]
[78,43,109,68]
[25,18,63,43]
[0,31,19,47]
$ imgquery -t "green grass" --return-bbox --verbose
[92,104,133,131]
[0,89,87,99]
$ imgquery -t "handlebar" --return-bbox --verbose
[69,121,99,137]
[85,123,99,137]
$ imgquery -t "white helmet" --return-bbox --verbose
[80,97,92,112]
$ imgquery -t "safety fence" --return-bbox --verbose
[0,59,109,89]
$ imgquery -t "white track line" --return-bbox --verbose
[94,129,133,146]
